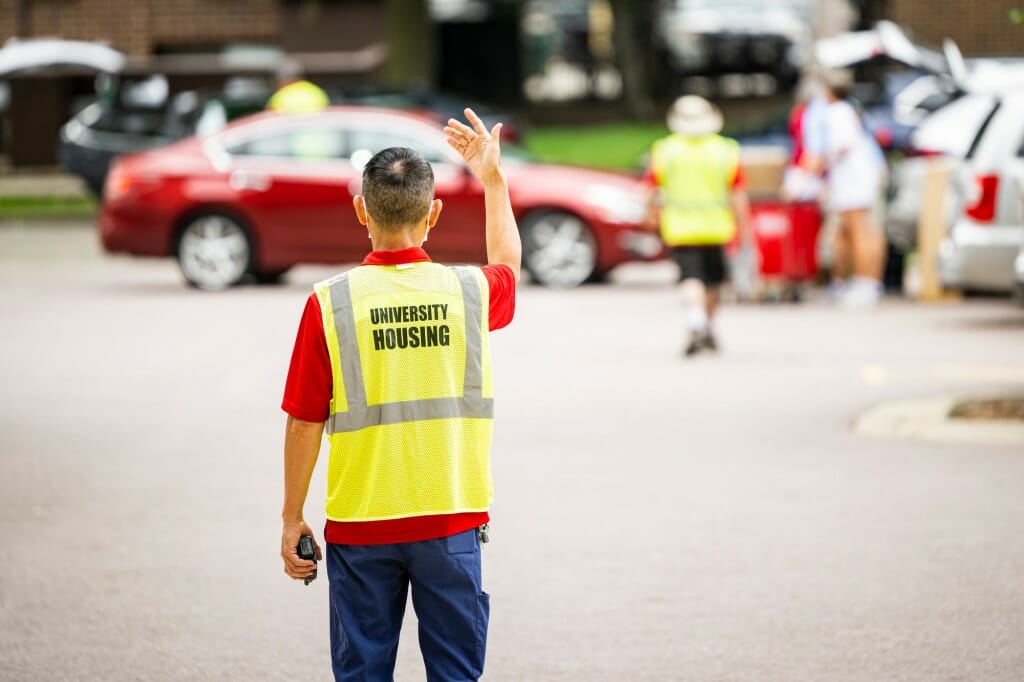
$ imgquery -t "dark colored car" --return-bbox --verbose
[99,107,659,290]
[59,82,268,196]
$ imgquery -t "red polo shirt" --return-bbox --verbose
[282,247,516,545]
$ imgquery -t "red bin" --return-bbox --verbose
[741,199,821,280]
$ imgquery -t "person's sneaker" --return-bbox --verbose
[841,278,882,308]
[825,279,848,300]
[702,329,718,352]
[684,332,704,357]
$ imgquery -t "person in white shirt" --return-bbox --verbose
[823,70,887,306]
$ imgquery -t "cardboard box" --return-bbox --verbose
[739,146,787,198]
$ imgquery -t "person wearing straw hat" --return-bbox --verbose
[267,59,329,114]
[645,95,751,356]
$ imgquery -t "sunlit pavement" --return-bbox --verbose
[2,222,1023,681]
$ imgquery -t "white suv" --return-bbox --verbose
[885,93,999,254]
[938,92,1024,293]
[1014,243,1024,303]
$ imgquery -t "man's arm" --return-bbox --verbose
[641,163,661,232]
[643,190,661,232]
[730,188,753,246]
[281,415,324,580]
[800,97,828,174]
[444,108,522,282]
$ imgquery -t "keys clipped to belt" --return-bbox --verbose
[477,523,490,544]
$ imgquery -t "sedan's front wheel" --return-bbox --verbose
[176,213,252,291]
[521,211,599,288]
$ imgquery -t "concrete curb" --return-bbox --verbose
[855,396,1024,445]
[0,171,89,199]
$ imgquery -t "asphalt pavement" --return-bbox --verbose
[1,221,1023,681]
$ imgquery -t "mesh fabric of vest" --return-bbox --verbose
[314,262,494,522]
[653,133,740,246]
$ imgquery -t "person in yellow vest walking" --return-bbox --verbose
[266,62,333,159]
[266,61,329,114]
[279,109,520,681]
[645,95,752,356]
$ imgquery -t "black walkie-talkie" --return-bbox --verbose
[297,535,317,586]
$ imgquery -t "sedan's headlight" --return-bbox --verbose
[582,185,648,224]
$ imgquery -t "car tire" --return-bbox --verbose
[176,212,253,291]
[85,177,105,198]
[520,210,600,288]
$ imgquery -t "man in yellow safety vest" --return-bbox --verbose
[266,60,329,114]
[279,109,520,680]
[646,95,751,356]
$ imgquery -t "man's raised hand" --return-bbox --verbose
[444,108,503,183]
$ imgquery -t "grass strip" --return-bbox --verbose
[524,123,668,172]
[0,195,99,219]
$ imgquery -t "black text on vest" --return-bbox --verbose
[369,304,451,351]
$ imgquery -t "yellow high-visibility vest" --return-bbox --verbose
[652,133,740,246]
[314,262,494,522]
[267,80,330,114]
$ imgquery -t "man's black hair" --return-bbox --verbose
[361,147,434,230]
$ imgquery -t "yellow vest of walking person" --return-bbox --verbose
[314,262,495,522]
[652,133,740,246]
[267,80,330,114]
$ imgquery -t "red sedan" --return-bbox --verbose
[99,107,660,289]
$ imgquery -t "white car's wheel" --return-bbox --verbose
[176,213,252,290]
[521,211,599,288]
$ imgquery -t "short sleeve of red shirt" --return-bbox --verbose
[643,164,657,187]
[731,165,745,190]
[281,263,517,420]
[480,263,516,330]
[281,294,333,422]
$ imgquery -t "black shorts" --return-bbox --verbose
[670,246,727,285]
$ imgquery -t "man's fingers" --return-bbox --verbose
[281,549,316,569]
[283,560,314,575]
[282,555,316,570]
[465,108,488,135]
[282,551,315,567]
[443,128,469,148]
[447,119,475,138]
[284,565,315,580]
[490,123,502,145]
[445,137,466,153]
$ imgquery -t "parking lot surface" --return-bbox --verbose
[1,222,1023,681]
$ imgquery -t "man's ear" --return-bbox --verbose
[353,195,369,226]
[427,198,443,228]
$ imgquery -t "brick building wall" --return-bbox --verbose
[150,0,278,53]
[0,4,17,44]
[882,0,1023,56]
[0,0,279,55]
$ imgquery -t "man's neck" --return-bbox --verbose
[370,237,420,252]
[369,226,425,252]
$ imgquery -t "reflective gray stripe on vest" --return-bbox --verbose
[325,267,491,435]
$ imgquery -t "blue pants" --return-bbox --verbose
[326,528,490,682]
